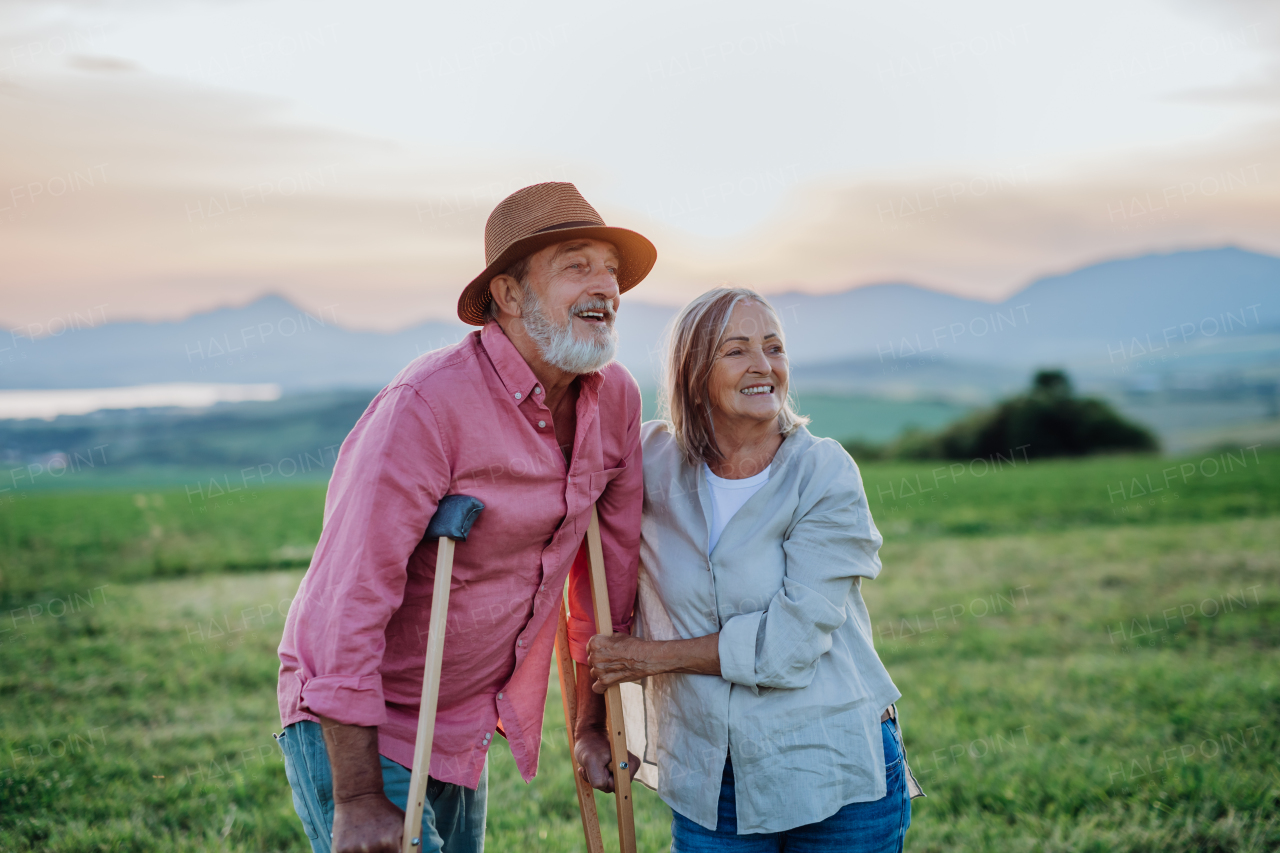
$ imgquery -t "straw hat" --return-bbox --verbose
[457,182,657,325]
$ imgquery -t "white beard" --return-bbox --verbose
[521,291,618,375]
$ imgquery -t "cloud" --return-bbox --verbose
[1165,0,1280,104]
[0,67,595,330]
[1,0,1279,331]
[3,63,1279,331]
[64,55,139,73]
[626,125,1280,305]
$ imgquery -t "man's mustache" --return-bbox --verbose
[569,299,618,324]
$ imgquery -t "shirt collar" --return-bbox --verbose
[479,320,607,404]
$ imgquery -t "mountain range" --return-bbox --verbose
[3,247,1277,403]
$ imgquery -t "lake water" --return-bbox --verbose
[0,383,282,420]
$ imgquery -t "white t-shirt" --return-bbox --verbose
[703,463,770,553]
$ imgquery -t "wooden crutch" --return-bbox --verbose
[402,495,485,853]
[554,602,605,853]
[578,504,638,853]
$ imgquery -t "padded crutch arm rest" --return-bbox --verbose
[425,495,485,542]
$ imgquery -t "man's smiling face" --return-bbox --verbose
[516,237,622,374]
[526,238,621,341]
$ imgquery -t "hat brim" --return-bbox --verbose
[457,224,657,325]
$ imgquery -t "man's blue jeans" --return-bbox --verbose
[671,718,912,852]
[276,721,487,853]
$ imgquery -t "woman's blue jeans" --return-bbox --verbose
[671,718,911,852]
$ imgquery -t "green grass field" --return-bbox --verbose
[1,449,1277,851]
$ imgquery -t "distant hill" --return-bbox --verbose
[3,247,1277,399]
[0,295,468,393]
[618,247,1280,388]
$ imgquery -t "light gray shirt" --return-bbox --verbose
[622,421,907,834]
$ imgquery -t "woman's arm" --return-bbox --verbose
[586,633,720,692]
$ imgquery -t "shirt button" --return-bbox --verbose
[538,420,546,428]
[534,386,541,395]
[517,639,524,647]
[514,392,521,400]
[497,692,503,700]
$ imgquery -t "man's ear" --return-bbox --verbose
[489,275,523,319]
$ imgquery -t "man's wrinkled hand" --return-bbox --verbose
[331,792,405,853]
[574,726,639,794]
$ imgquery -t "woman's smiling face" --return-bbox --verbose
[708,300,789,427]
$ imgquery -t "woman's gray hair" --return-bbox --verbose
[659,287,809,468]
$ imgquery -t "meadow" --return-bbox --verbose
[1,448,1277,851]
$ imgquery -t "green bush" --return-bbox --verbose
[849,370,1158,461]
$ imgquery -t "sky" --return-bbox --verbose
[2,0,1279,331]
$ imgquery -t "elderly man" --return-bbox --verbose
[275,182,655,853]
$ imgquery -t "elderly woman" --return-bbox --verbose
[586,287,922,851]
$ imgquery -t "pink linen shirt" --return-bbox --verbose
[277,321,642,789]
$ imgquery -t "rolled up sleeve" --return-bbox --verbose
[290,384,450,724]
[567,377,643,662]
[297,674,387,725]
[720,452,883,690]
[718,610,764,686]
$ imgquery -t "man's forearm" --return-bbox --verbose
[574,661,608,737]
[318,717,405,851]
[573,660,635,792]
[318,716,386,801]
